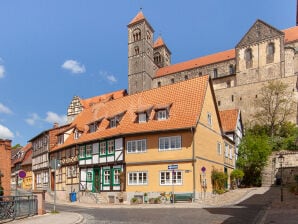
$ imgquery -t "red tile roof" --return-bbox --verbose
[156,49,235,77]
[219,109,239,133]
[154,36,165,48]
[11,143,32,166]
[155,27,298,78]
[52,75,211,151]
[284,26,298,43]
[21,147,32,166]
[128,11,145,26]
[80,89,126,109]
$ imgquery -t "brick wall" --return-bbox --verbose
[0,139,12,196]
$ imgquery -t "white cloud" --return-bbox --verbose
[62,60,86,74]
[0,65,5,78]
[99,71,117,84]
[107,74,117,83]
[0,103,12,114]
[0,124,14,139]
[25,113,40,126]
[45,111,67,125]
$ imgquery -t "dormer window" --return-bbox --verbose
[87,118,103,133]
[107,111,126,128]
[135,106,152,123]
[157,110,167,120]
[58,134,64,145]
[154,103,172,121]
[74,129,81,140]
[138,113,147,123]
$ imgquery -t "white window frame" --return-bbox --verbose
[127,139,147,153]
[157,110,167,120]
[229,146,233,160]
[89,123,97,133]
[217,142,222,155]
[104,170,110,185]
[225,143,229,158]
[85,145,92,158]
[128,172,148,185]
[113,169,120,185]
[159,136,181,151]
[138,113,147,123]
[160,170,183,185]
[100,142,106,155]
[58,135,64,145]
[110,117,117,128]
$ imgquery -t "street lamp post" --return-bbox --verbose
[278,154,284,202]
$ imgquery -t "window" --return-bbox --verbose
[146,30,151,40]
[67,166,77,178]
[229,64,235,75]
[128,172,148,185]
[113,169,121,185]
[207,112,212,126]
[58,135,64,145]
[73,129,81,139]
[86,145,92,158]
[217,142,222,155]
[218,101,221,106]
[225,143,229,158]
[171,78,175,84]
[159,136,181,151]
[227,81,231,88]
[133,28,141,41]
[160,171,182,185]
[127,139,147,153]
[199,72,202,76]
[100,142,106,156]
[138,112,147,123]
[154,52,161,64]
[57,169,62,183]
[266,43,275,63]
[107,140,114,154]
[231,95,234,102]
[89,123,98,133]
[184,75,188,80]
[79,146,85,158]
[213,68,218,78]
[157,110,167,120]
[87,171,93,182]
[229,146,233,160]
[245,48,253,69]
[134,46,140,55]
[157,81,161,87]
[43,172,49,184]
[110,117,117,128]
[103,170,110,185]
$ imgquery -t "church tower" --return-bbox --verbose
[154,36,171,68]
[127,11,155,94]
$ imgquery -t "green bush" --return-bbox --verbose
[130,197,138,204]
[211,169,228,194]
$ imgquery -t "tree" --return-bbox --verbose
[237,131,271,186]
[253,80,296,137]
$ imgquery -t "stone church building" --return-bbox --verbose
[127,11,298,125]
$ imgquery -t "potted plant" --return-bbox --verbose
[144,192,148,203]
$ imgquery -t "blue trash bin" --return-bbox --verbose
[70,192,77,202]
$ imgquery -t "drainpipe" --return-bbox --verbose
[191,127,196,201]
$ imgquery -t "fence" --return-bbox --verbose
[0,195,37,222]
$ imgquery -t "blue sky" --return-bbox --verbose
[0,0,296,146]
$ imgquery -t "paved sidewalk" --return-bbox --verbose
[6,186,298,224]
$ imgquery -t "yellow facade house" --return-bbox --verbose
[52,75,235,203]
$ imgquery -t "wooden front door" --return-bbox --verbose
[93,168,100,192]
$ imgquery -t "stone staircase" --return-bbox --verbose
[78,191,108,204]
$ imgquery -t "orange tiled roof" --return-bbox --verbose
[156,49,235,77]
[128,11,145,26]
[154,37,165,48]
[80,89,126,109]
[155,27,297,78]
[21,147,32,166]
[52,75,210,151]
[284,26,298,43]
[11,143,32,166]
[219,109,239,133]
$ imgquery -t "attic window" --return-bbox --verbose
[58,134,64,145]
[87,117,104,133]
[135,106,153,123]
[266,43,275,64]
[107,111,126,128]
[229,64,235,74]
[213,68,218,78]
[74,129,81,140]
[154,103,172,121]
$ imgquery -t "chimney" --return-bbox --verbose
[53,122,59,128]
